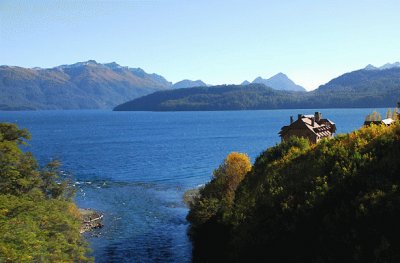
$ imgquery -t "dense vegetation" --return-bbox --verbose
[0,123,91,262]
[114,84,307,111]
[188,122,400,262]
[115,68,400,111]
[310,68,400,108]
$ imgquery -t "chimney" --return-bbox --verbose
[315,112,321,122]
[298,114,303,120]
[311,117,315,126]
[290,116,294,124]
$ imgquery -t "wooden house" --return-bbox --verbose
[279,112,336,144]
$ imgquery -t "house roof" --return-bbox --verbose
[279,115,336,138]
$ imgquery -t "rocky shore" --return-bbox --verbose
[79,208,104,234]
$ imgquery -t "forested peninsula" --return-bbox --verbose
[0,123,91,262]
[187,122,400,262]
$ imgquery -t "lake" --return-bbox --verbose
[0,108,384,262]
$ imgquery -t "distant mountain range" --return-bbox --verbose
[114,65,400,111]
[0,60,172,110]
[364,62,400,71]
[244,73,306,92]
[0,60,306,110]
[1,60,400,111]
[0,60,215,110]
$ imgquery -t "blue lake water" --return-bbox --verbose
[0,108,385,262]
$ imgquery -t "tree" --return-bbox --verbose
[370,111,382,121]
[386,109,392,119]
[187,152,251,263]
[393,107,399,120]
[377,111,382,121]
[213,152,252,206]
[0,123,30,144]
[188,152,251,225]
[0,123,40,195]
[0,123,91,262]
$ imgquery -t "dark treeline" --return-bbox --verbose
[187,122,400,262]
[114,68,400,111]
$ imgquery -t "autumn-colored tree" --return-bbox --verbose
[187,152,251,226]
[366,108,398,122]
[370,111,382,121]
[377,111,382,121]
[366,111,383,122]
[187,152,251,262]
[213,152,252,206]
[386,109,392,119]
[393,107,399,120]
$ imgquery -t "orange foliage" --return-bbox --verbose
[214,152,252,205]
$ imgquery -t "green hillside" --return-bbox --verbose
[188,122,400,262]
[114,84,307,111]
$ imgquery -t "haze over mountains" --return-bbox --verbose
[172,79,207,89]
[1,61,399,110]
[364,62,400,71]
[242,73,306,92]
[0,60,172,110]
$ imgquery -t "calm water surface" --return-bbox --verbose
[0,109,384,262]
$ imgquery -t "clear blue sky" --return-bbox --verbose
[1,0,399,90]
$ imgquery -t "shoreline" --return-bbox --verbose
[79,208,104,234]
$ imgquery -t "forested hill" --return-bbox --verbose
[318,67,400,92]
[114,84,307,111]
[187,123,400,262]
[114,67,400,111]
[306,67,400,108]
[0,60,171,110]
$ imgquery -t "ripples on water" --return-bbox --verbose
[0,108,383,262]
[76,180,189,262]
